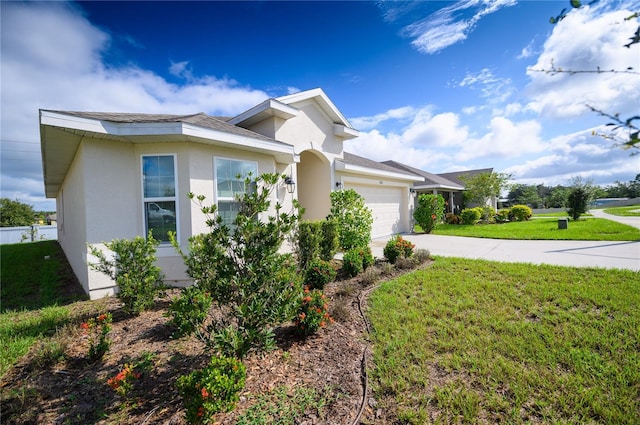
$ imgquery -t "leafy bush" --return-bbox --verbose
[383,235,415,264]
[171,174,303,359]
[566,188,589,221]
[294,288,333,336]
[329,189,373,251]
[460,208,482,225]
[445,213,461,225]
[295,221,322,271]
[509,205,533,222]
[342,249,364,277]
[304,259,336,290]
[359,246,375,270]
[414,194,445,233]
[176,355,246,423]
[89,232,165,315]
[495,209,510,223]
[319,219,339,261]
[167,286,213,337]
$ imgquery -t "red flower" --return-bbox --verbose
[201,387,209,398]
[80,322,89,330]
[431,214,437,220]
[97,314,108,322]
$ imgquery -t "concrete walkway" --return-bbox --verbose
[371,210,640,272]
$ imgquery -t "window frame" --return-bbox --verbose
[141,153,179,243]
[213,156,258,227]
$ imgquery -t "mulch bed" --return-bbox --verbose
[1,261,429,424]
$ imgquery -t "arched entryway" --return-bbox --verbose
[297,150,331,221]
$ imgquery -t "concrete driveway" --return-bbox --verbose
[371,210,640,272]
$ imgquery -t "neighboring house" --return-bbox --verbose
[39,88,491,299]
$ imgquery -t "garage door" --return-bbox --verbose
[345,184,404,239]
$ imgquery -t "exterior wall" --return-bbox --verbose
[56,142,91,295]
[297,150,331,220]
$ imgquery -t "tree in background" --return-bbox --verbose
[461,172,512,209]
[0,198,35,227]
[566,187,590,220]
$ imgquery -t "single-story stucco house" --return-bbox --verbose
[40,88,493,299]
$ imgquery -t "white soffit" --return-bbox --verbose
[335,159,424,182]
[227,98,299,127]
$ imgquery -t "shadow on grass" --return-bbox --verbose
[1,241,87,313]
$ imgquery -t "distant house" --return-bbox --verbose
[40,88,492,299]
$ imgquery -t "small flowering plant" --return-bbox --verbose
[383,235,415,264]
[294,287,334,336]
[80,312,112,361]
[107,352,155,397]
[107,363,141,396]
[176,355,246,424]
[304,258,337,290]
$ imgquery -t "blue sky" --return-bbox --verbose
[1,0,639,210]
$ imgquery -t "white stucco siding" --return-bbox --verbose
[57,142,90,295]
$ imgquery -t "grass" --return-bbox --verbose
[603,204,640,216]
[0,241,88,377]
[368,257,640,424]
[430,218,640,240]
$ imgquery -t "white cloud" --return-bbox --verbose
[0,2,271,210]
[400,0,517,54]
[458,68,514,103]
[526,5,640,120]
[350,106,418,130]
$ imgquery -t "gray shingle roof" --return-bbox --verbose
[438,168,493,186]
[343,152,422,176]
[41,110,279,143]
[382,160,463,188]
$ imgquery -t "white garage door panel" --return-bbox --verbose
[346,184,404,239]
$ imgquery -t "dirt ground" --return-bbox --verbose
[1,258,429,425]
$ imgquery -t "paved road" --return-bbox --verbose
[371,210,640,272]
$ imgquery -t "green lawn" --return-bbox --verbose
[0,241,88,377]
[603,204,640,217]
[368,258,640,424]
[430,218,640,240]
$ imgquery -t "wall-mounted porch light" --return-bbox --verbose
[335,182,343,189]
[410,188,417,197]
[284,176,296,194]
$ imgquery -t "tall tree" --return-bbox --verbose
[0,198,35,227]
[461,172,512,209]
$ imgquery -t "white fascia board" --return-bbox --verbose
[40,111,294,158]
[278,88,353,128]
[415,184,465,191]
[227,98,298,126]
[335,160,424,182]
[334,124,360,139]
[181,123,294,156]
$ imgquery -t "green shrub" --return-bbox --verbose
[413,248,431,264]
[167,286,213,337]
[359,246,375,270]
[414,194,445,233]
[343,249,364,277]
[445,213,461,225]
[171,174,303,359]
[495,209,510,223]
[509,205,533,222]
[319,219,339,261]
[460,208,482,225]
[296,221,322,270]
[304,259,336,290]
[566,188,589,221]
[89,231,165,315]
[176,355,246,423]
[329,189,373,251]
[383,235,415,264]
[294,288,333,336]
